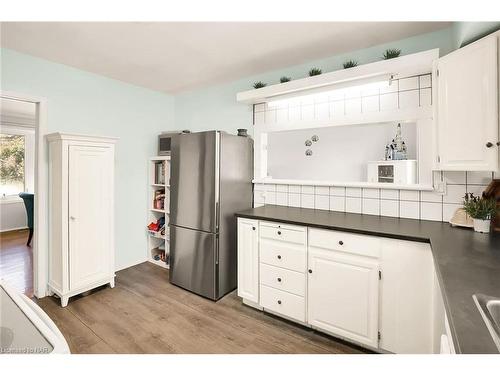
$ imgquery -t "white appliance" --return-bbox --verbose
[47,133,118,307]
[367,160,417,184]
[0,281,70,354]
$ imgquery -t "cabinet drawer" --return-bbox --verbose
[260,241,306,273]
[260,285,306,323]
[260,263,306,296]
[308,228,381,258]
[259,222,306,245]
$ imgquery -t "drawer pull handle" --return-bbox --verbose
[252,226,256,230]
[338,240,344,245]
[277,300,282,305]
[277,277,282,282]
[486,142,494,148]
[308,269,312,274]
[277,231,282,235]
[277,255,282,259]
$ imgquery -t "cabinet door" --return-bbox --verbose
[308,247,379,348]
[237,218,259,303]
[68,145,113,290]
[436,34,499,171]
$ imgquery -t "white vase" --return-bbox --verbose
[473,218,491,233]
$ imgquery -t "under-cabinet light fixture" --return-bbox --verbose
[267,73,394,108]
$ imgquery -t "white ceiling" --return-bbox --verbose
[0,22,451,94]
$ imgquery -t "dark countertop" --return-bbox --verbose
[235,205,500,354]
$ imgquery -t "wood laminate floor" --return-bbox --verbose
[36,262,367,354]
[0,229,33,297]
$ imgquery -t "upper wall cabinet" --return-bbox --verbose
[435,33,499,171]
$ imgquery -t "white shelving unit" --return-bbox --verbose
[147,156,170,269]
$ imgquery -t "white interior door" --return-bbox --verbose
[436,34,499,171]
[68,145,113,290]
[308,247,379,348]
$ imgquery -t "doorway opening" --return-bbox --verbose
[0,93,47,298]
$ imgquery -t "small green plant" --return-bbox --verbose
[463,193,498,220]
[383,48,402,60]
[253,81,267,89]
[343,60,358,69]
[280,76,291,83]
[308,68,322,76]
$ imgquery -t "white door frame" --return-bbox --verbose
[1,90,49,298]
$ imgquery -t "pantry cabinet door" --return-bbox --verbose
[68,145,114,290]
[237,218,259,303]
[308,247,379,348]
[435,34,499,171]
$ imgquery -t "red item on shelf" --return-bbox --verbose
[147,222,160,231]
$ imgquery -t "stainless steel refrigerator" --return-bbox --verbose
[169,131,253,300]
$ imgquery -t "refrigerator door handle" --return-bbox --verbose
[214,131,220,232]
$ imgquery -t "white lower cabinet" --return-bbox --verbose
[237,218,259,304]
[308,246,380,348]
[236,218,440,353]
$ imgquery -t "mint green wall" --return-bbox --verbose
[0,48,175,270]
[174,28,454,136]
[452,22,500,48]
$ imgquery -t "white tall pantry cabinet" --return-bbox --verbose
[47,133,117,307]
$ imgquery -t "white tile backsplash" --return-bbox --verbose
[362,198,380,216]
[380,189,399,200]
[381,200,399,217]
[444,171,466,185]
[315,186,330,196]
[330,196,345,212]
[315,102,330,120]
[419,74,432,89]
[399,90,419,109]
[288,193,300,207]
[330,186,345,196]
[276,108,289,123]
[420,202,442,221]
[420,88,432,107]
[253,181,475,224]
[400,190,419,201]
[330,101,345,117]
[315,194,329,210]
[345,98,362,115]
[467,171,494,185]
[265,191,276,205]
[345,197,362,213]
[443,184,466,204]
[380,93,398,111]
[346,187,362,197]
[362,188,380,199]
[301,104,314,121]
[301,185,315,194]
[276,192,288,206]
[421,190,442,203]
[443,203,461,222]
[361,96,379,113]
[400,200,419,219]
[399,77,419,91]
[301,193,315,209]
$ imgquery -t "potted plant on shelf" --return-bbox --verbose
[280,76,291,83]
[343,60,358,69]
[253,81,267,89]
[308,68,322,76]
[463,193,498,233]
[383,48,401,59]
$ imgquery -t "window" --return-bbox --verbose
[0,133,26,197]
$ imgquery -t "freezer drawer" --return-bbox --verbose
[169,225,217,300]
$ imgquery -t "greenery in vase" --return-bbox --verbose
[463,193,498,220]
[343,60,358,69]
[280,76,291,83]
[383,48,402,59]
[308,68,322,76]
[253,81,267,89]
